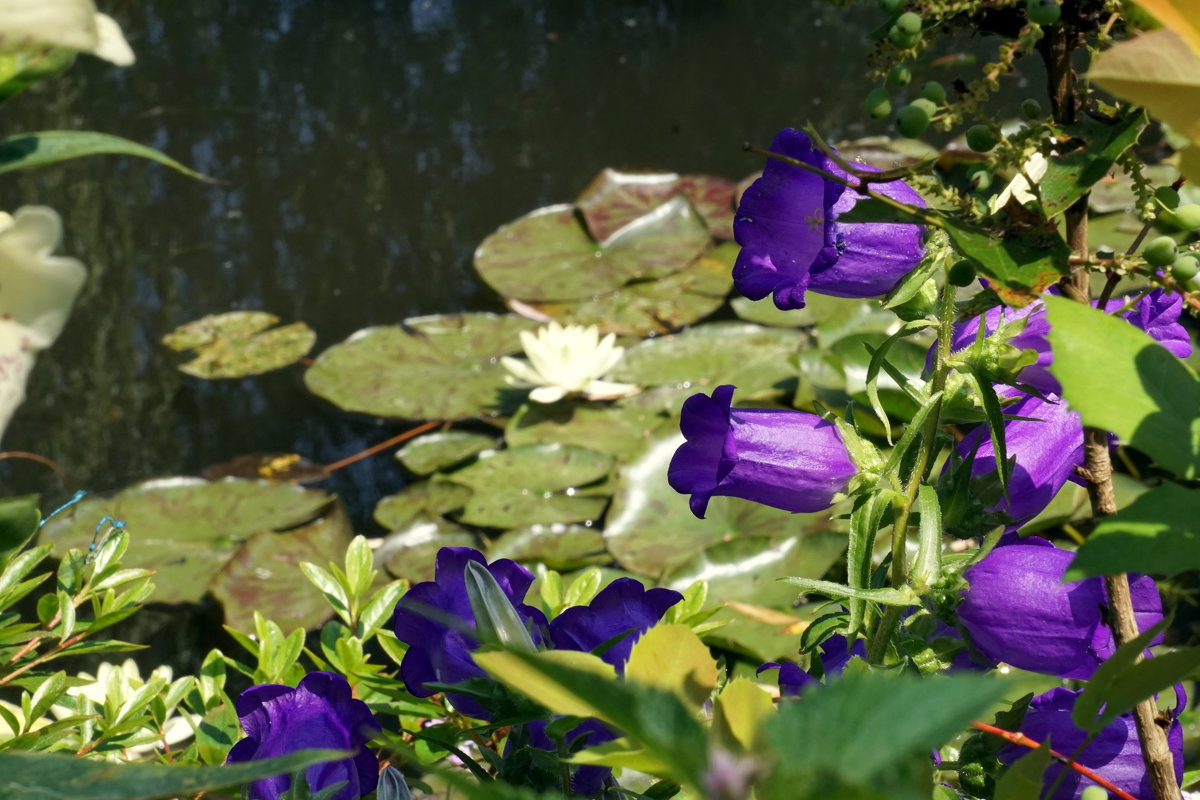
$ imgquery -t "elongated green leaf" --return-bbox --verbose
[964,367,1010,496]
[464,561,536,651]
[1093,648,1198,731]
[911,484,942,590]
[0,748,348,800]
[0,131,210,181]
[782,577,919,607]
[864,321,932,443]
[1065,482,1200,579]
[1072,619,1168,731]
[1038,110,1147,218]
[1044,295,1200,478]
[846,492,895,634]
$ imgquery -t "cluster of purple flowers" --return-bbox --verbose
[668,128,1187,799]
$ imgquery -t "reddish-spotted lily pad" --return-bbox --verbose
[576,168,737,240]
[162,311,315,379]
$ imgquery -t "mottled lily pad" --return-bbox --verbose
[474,199,710,302]
[838,136,939,169]
[516,243,733,336]
[38,478,338,607]
[576,168,737,241]
[486,523,610,570]
[210,503,354,630]
[505,401,672,461]
[377,516,477,583]
[603,434,845,577]
[663,534,846,608]
[458,491,609,529]
[162,312,315,378]
[304,313,538,421]
[447,443,614,493]
[610,323,805,401]
[374,480,473,530]
[397,431,498,475]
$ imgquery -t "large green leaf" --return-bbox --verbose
[38,478,337,606]
[505,400,672,461]
[941,217,1070,306]
[161,311,315,379]
[1045,295,1200,477]
[576,168,736,240]
[0,131,209,181]
[304,313,538,421]
[458,491,608,529]
[474,198,710,302]
[610,323,804,401]
[1037,110,1148,218]
[1065,482,1200,579]
[447,443,614,493]
[0,748,347,800]
[396,431,498,475]
[0,494,40,562]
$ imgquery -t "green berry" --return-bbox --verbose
[888,25,921,48]
[865,88,893,119]
[896,104,931,138]
[967,164,993,192]
[1079,787,1108,800]
[879,0,904,12]
[896,11,922,34]
[1021,98,1042,119]
[1171,254,1199,282]
[948,259,976,286]
[911,97,938,116]
[1143,235,1179,267]
[965,125,998,153]
[1188,274,1200,293]
[888,64,913,86]
[1027,0,1062,25]
[921,81,946,104]
[1172,203,1200,230]
[1155,186,1181,210]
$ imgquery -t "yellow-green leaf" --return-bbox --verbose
[713,677,775,754]
[568,738,672,773]
[624,623,719,709]
[473,649,616,719]
[1129,0,1200,54]
[1090,29,1200,142]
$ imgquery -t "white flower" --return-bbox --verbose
[501,321,640,403]
[989,151,1049,213]
[0,0,134,66]
[0,206,86,444]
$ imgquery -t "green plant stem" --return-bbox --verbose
[866,283,956,664]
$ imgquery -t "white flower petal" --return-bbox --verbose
[584,379,640,400]
[92,13,133,66]
[0,0,97,54]
[529,385,567,403]
[500,356,544,386]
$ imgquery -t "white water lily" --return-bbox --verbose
[0,0,134,66]
[501,321,640,403]
[0,206,87,444]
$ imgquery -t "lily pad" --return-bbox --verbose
[38,478,338,606]
[374,480,473,530]
[457,491,609,529]
[304,313,538,421]
[602,433,845,577]
[576,168,737,241]
[610,323,805,401]
[377,516,478,583]
[161,311,315,378]
[210,503,354,630]
[838,136,939,169]
[447,443,614,494]
[474,198,710,302]
[397,430,498,475]
[486,523,610,570]
[505,401,672,461]
[663,534,847,608]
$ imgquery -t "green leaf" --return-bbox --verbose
[993,739,1052,800]
[1093,648,1198,731]
[1065,482,1200,579]
[373,481,473,531]
[448,443,613,493]
[376,516,476,583]
[0,748,348,800]
[941,217,1070,306]
[0,131,210,181]
[712,677,774,754]
[486,524,609,571]
[0,495,40,562]
[1072,618,1168,731]
[624,624,719,709]
[846,492,896,634]
[397,431,497,475]
[464,561,536,651]
[505,400,671,462]
[0,50,76,103]
[1044,295,1200,477]
[1038,110,1148,218]
[911,484,942,590]
[161,312,315,379]
[781,577,920,607]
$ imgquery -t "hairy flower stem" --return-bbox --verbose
[867,284,956,664]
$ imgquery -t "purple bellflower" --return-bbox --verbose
[392,547,547,719]
[733,128,926,310]
[226,671,381,800]
[999,686,1184,800]
[757,633,867,695]
[957,537,1163,679]
[668,384,857,518]
[549,577,683,672]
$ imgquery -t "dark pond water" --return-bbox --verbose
[0,0,1038,527]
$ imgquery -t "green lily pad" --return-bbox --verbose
[610,323,805,401]
[38,478,337,606]
[505,401,672,461]
[486,523,610,571]
[457,491,609,529]
[397,430,498,475]
[161,311,315,378]
[576,168,737,241]
[729,296,810,328]
[210,503,354,630]
[838,136,939,169]
[374,480,473,530]
[663,534,847,608]
[377,516,478,583]
[602,433,845,577]
[474,198,710,302]
[447,443,614,493]
[304,313,538,421]
[515,243,733,336]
